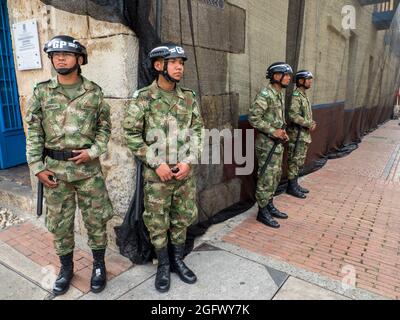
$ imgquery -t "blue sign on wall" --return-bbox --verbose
[0,0,27,169]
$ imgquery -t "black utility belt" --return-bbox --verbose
[258,132,285,144]
[45,148,81,161]
[289,125,309,131]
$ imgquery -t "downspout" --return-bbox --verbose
[156,0,162,39]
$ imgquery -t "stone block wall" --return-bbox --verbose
[298,0,399,110]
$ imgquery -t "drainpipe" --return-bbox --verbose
[156,0,162,39]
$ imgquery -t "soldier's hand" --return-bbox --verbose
[37,170,58,188]
[310,122,317,132]
[156,163,174,182]
[282,131,290,143]
[272,129,287,141]
[174,162,191,181]
[69,150,91,165]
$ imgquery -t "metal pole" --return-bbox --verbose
[156,0,162,39]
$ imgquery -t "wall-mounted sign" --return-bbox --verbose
[12,19,42,71]
[199,0,224,10]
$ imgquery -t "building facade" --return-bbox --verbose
[2,0,399,249]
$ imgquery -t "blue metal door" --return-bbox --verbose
[0,0,26,169]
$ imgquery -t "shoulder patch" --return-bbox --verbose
[89,81,102,91]
[293,91,300,97]
[132,90,140,99]
[181,87,196,97]
[34,79,51,89]
[132,87,149,99]
[37,79,51,85]
[260,89,270,98]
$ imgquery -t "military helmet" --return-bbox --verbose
[295,70,314,82]
[148,43,187,83]
[44,35,88,65]
[148,43,187,62]
[266,62,293,80]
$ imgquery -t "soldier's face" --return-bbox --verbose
[166,58,184,81]
[304,78,313,89]
[281,74,291,86]
[51,51,79,69]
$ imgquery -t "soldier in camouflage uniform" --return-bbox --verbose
[24,35,113,296]
[123,43,204,293]
[287,70,317,199]
[249,62,293,229]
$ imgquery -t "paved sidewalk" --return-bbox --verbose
[224,120,400,299]
[0,221,132,295]
[0,121,398,300]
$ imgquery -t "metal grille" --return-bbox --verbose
[0,0,22,132]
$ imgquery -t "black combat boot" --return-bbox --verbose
[90,249,107,293]
[257,206,280,228]
[170,244,197,284]
[295,177,309,194]
[267,199,288,219]
[287,179,307,199]
[155,247,171,293]
[53,252,74,296]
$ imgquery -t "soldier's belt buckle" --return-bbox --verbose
[69,151,80,159]
[172,167,180,174]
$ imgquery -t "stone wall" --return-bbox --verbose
[298,0,400,110]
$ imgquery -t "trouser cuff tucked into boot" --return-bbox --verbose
[91,249,107,293]
[53,252,74,296]
[155,247,171,293]
[257,206,280,228]
[170,244,197,284]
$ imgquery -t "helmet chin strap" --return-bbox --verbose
[162,60,180,83]
[279,73,289,88]
[55,63,79,75]
[51,55,80,75]
[297,80,311,90]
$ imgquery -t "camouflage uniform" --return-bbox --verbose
[123,81,204,250]
[25,76,114,256]
[249,84,286,209]
[287,88,313,180]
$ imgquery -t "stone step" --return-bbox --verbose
[0,178,35,216]
[0,176,123,253]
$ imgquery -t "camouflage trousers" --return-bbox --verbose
[255,144,284,208]
[143,177,198,250]
[44,173,114,256]
[287,140,310,180]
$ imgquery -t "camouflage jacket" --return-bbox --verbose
[249,84,286,152]
[288,88,313,143]
[24,76,111,182]
[123,81,204,182]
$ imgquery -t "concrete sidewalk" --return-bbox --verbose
[0,121,398,300]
